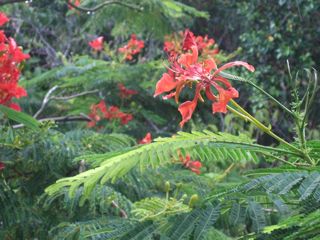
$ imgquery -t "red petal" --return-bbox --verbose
[8,102,21,111]
[12,86,27,98]
[120,113,133,125]
[0,13,9,27]
[205,86,217,101]
[178,45,198,66]
[212,87,239,113]
[182,29,196,50]
[139,132,152,144]
[89,36,104,51]
[154,73,177,97]
[97,100,107,114]
[189,160,202,169]
[213,76,232,88]
[212,61,255,77]
[178,100,197,127]
[190,168,201,174]
[203,58,217,72]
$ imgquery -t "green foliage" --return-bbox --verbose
[0,105,39,130]
[0,1,319,239]
[44,130,275,204]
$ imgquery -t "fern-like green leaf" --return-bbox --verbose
[45,131,294,205]
[194,204,221,240]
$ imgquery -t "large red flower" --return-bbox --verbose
[155,29,255,127]
[89,36,104,51]
[0,13,29,111]
[118,34,144,60]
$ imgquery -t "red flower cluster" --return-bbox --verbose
[89,36,104,51]
[118,34,144,60]
[164,30,219,60]
[0,12,29,111]
[87,100,133,127]
[0,161,5,171]
[139,132,152,144]
[118,83,138,99]
[154,30,255,127]
[180,154,202,174]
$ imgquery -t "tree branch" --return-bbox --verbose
[33,85,59,119]
[0,0,26,6]
[50,89,99,100]
[13,114,92,129]
[33,86,99,119]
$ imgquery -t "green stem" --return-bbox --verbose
[219,71,315,164]
[228,100,305,159]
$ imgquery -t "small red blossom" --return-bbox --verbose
[0,13,29,111]
[0,161,5,171]
[118,83,138,99]
[87,100,133,127]
[89,36,104,51]
[180,154,202,174]
[139,132,152,144]
[155,29,255,127]
[118,34,144,60]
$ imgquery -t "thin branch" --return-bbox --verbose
[33,85,59,119]
[51,89,99,100]
[34,86,99,119]
[66,0,142,12]
[111,200,128,219]
[13,115,92,129]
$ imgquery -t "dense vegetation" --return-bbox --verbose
[0,1,319,239]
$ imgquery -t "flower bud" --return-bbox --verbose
[188,194,199,208]
[165,181,170,192]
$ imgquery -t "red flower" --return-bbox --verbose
[89,36,104,51]
[0,13,9,27]
[87,100,133,127]
[155,29,255,127]
[0,13,29,111]
[118,34,144,60]
[139,132,152,144]
[0,161,5,171]
[180,154,202,174]
[118,83,138,99]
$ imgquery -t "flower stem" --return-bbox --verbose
[228,100,307,160]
